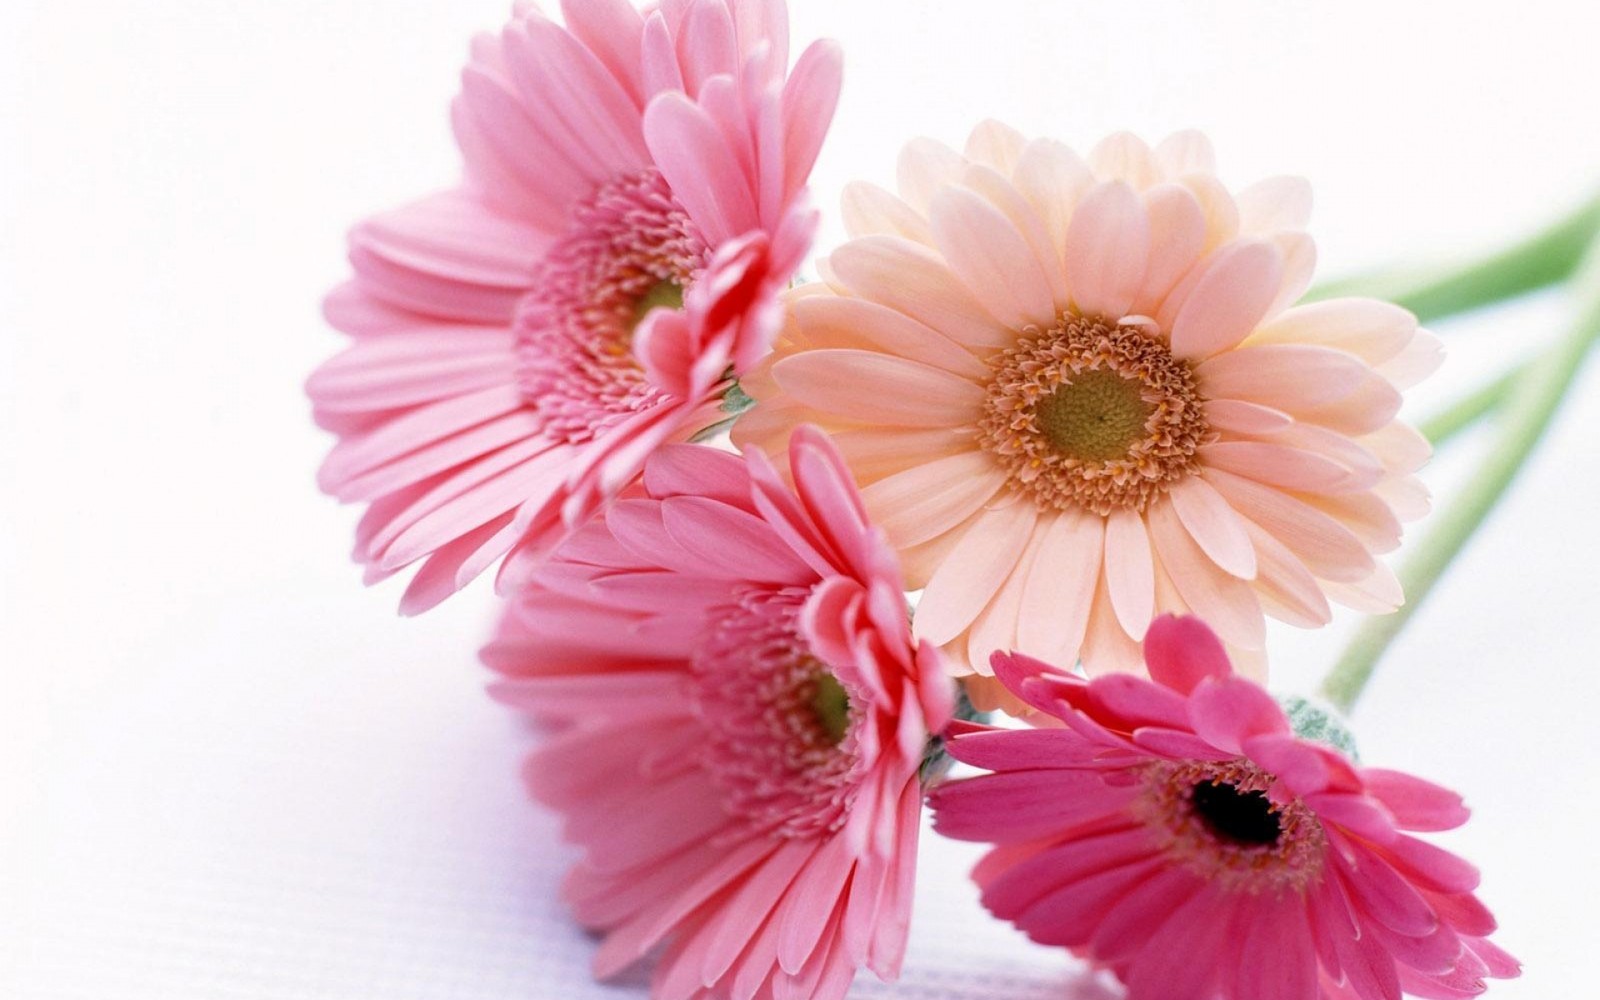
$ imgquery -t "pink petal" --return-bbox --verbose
[659,496,813,584]
[775,39,843,217]
[932,770,1133,843]
[1141,614,1232,694]
[644,91,758,245]
[558,0,647,101]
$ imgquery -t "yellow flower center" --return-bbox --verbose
[978,315,1210,515]
[1033,368,1154,462]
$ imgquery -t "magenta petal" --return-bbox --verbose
[1187,676,1290,754]
[1360,768,1471,833]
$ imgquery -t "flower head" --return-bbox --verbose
[929,616,1517,1000]
[485,427,954,999]
[309,0,841,613]
[732,122,1439,694]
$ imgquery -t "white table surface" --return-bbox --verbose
[5,2,1598,997]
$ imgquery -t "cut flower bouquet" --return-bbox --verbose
[308,2,1600,996]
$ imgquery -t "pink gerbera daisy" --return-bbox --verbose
[732,122,1439,692]
[484,427,954,999]
[308,0,841,613]
[929,615,1517,1000]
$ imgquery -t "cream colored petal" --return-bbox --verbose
[964,119,1029,175]
[1102,507,1155,639]
[897,136,967,212]
[960,163,1072,309]
[770,349,985,427]
[1238,518,1332,628]
[900,505,984,591]
[1146,498,1266,649]
[1017,510,1104,665]
[930,185,1059,329]
[1378,328,1445,389]
[1248,297,1417,364]
[1236,175,1313,233]
[861,450,1008,549]
[1088,131,1158,189]
[1153,130,1217,179]
[1132,182,1208,317]
[1202,468,1375,582]
[1301,490,1403,555]
[840,181,933,243]
[967,521,1048,674]
[914,500,1038,646]
[1322,560,1403,614]
[1197,343,1375,412]
[1176,172,1241,253]
[1013,138,1093,275]
[828,235,1015,349]
[1360,421,1432,476]
[1202,399,1295,436]
[1199,441,1360,495]
[1168,476,1258,580]
[1265,230,1317,318]
[1373,473,1432,521]
[1064,180,1150,319]
[792,296,989,379]
[826,426,973,484]
[1081,575,1148,675]
[1278,368,1398,438]
[1169,239,1284,361]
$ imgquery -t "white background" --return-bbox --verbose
[4,1,1598,997]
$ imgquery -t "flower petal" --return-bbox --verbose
[1064,181,1150,318]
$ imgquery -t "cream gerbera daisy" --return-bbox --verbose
[733,122,1439,697]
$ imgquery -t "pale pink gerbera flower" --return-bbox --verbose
[929,616,1517,1000]
[308,0,841,613]
[484,427,954,999]
[733,122,1439,692]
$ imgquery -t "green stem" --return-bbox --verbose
[1320,234,1600,713]
[1417,369,1517,447]
[1307,191,1600,323]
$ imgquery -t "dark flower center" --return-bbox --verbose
[1191,780,1282,845]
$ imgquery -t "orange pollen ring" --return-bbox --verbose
[977,315,1210,516]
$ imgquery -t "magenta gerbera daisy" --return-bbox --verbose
[308,0,841,612]
[484,427,954,999]
[929,615,1517,1000]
